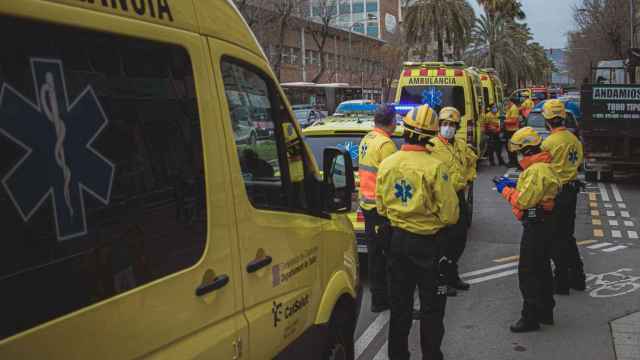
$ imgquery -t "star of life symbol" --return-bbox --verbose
[421,87,443,108]
[394,180,413,205]
[568,149,578,164]
[0,58,115,241]
[338,140,359,162]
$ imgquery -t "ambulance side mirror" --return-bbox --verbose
[323,147,355,213]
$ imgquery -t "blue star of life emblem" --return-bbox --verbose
[421,87,443,108]
[394,180,413,205]
[0,58,115,241]
[338,140,359,162]
[360,143,368,159]
[568,149,578,164]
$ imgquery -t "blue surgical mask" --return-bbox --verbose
[492,106,497,113]
[440,125,456,139]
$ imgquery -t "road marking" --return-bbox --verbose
[593,219,602,225]
[467,269,519,284]
[590,202,598,208]
[577,240,598,246]
[588,242,613,250]
[461,261,518,278]
[599,183,610,202]
[625,220,635,227]
[611,184,623,202]
[594,229,604,237]
[355,312,390,359]
[493,255,519,263]
[588,192,597,201]
[621,211,631,218]
[612,230,622,238]
[609,220,619,226]
[607,210,616,217]
[604,203,613,208]
[629,231,639,239]
[619,203,627,209]
[591,210,600,216]
[602,245,628,253]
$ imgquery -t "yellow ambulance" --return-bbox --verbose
[479,68,505,110]
[395,61,486,156]
[394,61,485,224]
[0,1,361,359]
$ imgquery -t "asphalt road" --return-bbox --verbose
[353,162,640,360]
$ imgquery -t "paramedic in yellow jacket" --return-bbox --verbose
[540,99,586,294]
[358,104,398,313]
[520,95,535,118]
[376,104,459,360]
[494,127,560,333]
[504,98,522,167]
[428,106,476,295]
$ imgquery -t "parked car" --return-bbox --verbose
[292,104,322,127]
[526,99,580,139]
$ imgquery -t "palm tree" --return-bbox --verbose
[403,0,475,61]
[477,0,525,20]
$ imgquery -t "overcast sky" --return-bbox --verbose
[469,0,577,49]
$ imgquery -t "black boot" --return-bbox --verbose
[510,318,540,333]
[569,270,587,291]
[450,278,471,291]
[370,295,390,313]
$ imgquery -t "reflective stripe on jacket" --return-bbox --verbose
[501,152,561,220]
[375,144,459,235]
[541,127,584,185]
[504,104,520,132]
[485,112,501,134]
[358,128,397,210]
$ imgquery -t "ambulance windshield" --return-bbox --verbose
[398,86,466,116]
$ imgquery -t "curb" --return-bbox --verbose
[611,311,640,360]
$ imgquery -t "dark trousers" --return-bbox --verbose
[445,191,468,283]
[551,183,583,284]
[504,130,518,166]
[388,228,446,360]
[363,208,389,305]
[518,217,555,322]
[486,132,506,165]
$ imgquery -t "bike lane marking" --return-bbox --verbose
[355,311,390,359]
[611,184,624,202]
[586,268,640,298]
[588,242,613,250]
[599,183,610,202]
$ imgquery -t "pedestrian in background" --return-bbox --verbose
[494,127,560,332]
[504,98,522,167]
[541,99,586,294]
[428,106,476,296]
[485,104,506,166]
[358,104,398,312]
[376,104,459,359]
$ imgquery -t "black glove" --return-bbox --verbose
[438,256,455,283]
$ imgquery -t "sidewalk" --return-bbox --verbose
[611,311,640,360]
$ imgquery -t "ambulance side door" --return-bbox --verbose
[208,38,330,359]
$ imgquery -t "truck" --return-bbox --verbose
[580,83,640,181]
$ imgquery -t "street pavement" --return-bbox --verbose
[354,162,640,360]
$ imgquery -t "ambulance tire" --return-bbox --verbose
[323,300,355,360]
[466,183,474,227]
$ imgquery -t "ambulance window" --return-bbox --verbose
[0,16,206,340]
[221,60,318,213]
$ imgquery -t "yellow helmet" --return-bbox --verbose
[542,99,566,120]
[438,106,461,124]
[403,105,439,138]
[508,127,542,153]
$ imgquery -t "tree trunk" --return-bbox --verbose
[274,16,288,81]
[437,30,444,61]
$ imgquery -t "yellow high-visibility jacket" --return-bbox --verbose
[501,152,561,220]
[541,127,584,185]
[505,104,520,132]
[485,111,501,134]
[376,144,459,235]
[428,135,467,192]
[520,98,534,118]
[358,128,397,210]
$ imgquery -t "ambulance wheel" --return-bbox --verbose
[324,302,355,360]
